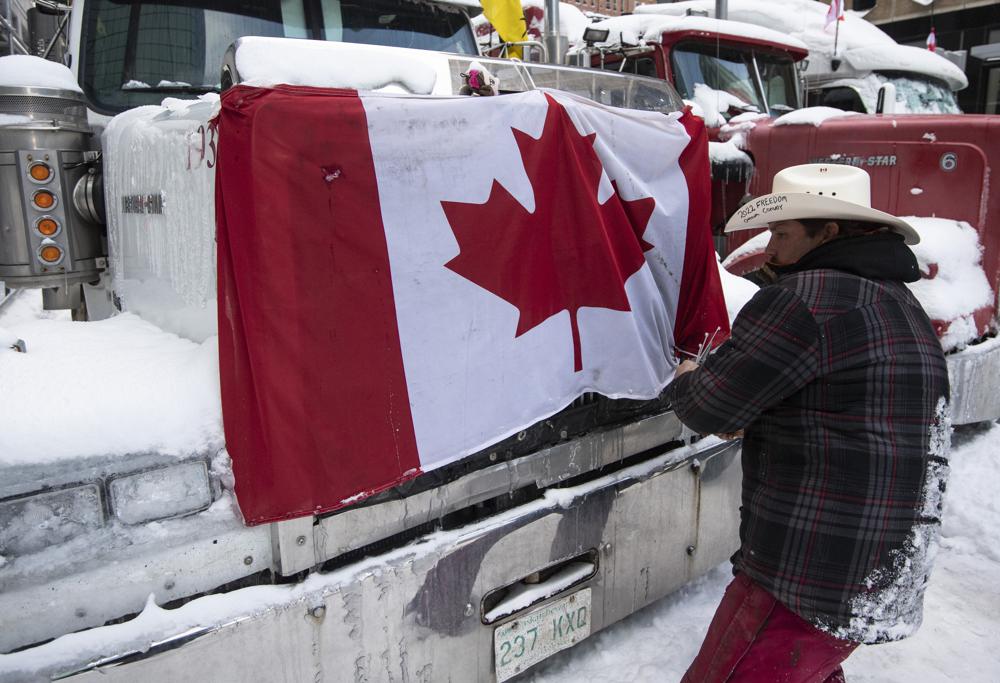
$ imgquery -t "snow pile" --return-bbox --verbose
[709,139,751,165]
[571,12,807,54]
[122,80,194,90]
[485,561,594,622]
[690,83,755,128]
[719,112,768,146]
[716,255,758,322]
[722,230,770,268]
[906,217,994,350]
[843,45,967,92]
[0,55,81,92]
[233,37,451,95]
[773,106,860,126]
[0,293,222,465]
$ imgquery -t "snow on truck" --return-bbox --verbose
[0,1,741,681]
[531,2,1000,427]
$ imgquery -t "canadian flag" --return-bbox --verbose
[215,85,728,524]
[825,0,844,31]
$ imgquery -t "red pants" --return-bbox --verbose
[682,574,859,683]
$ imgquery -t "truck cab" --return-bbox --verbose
[573,13,807,123]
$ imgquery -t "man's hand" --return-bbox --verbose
[675,359,700,378]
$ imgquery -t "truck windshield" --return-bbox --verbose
[670,42,799,118]
[80,0,477,114]
[756,52,799,112]
[876,72,961,114]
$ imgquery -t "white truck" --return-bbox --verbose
[0,2,741,680]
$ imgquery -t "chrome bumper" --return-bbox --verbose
[2,438,741,683]
[946,337,1000,424]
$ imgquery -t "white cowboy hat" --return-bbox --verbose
[725,164,920,245]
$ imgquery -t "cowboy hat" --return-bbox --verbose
[725,164,920,245]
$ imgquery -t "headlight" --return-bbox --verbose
[108,461,213,525]
[0,484,104,556]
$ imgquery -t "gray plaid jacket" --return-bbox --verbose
[667,253,950,643]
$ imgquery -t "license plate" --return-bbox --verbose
[493,588,592,681]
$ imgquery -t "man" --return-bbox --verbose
[667,164,950,682]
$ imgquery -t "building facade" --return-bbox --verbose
[567,0,659,17]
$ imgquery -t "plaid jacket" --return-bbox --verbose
[667,252,950,643]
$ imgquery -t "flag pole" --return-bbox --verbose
[833,1,841,59]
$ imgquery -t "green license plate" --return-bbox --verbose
[493,587,592,681]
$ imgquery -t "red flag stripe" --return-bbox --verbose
[674,109,731,356]
[216,85,421,524]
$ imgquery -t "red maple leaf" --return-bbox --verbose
[442,93,656,372]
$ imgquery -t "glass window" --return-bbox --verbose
[755,52,799,112]
[876,72,962,114]
[986,65,1000,115]
[329,0,476,54]
[598,55,658,79]
[80,0,477,115]
[670,42,762,113]
[810,86,866,113]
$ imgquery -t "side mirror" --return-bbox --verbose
[876,82,896,115]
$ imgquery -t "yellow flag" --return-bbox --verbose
[481,0,527,59]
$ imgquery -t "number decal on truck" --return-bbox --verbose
[187,124,218,171]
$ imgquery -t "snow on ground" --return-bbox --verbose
[0,291,222,465]
[531,423,1000,682]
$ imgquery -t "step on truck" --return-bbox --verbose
[0,1,740,680]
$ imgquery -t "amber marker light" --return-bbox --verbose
[28,162,52,183]
[36,217,59,237]
[32,190,56,210]
[38,244,64,264]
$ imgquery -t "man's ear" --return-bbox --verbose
[823,221,840,241]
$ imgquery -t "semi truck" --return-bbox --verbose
[0,1,741,681]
